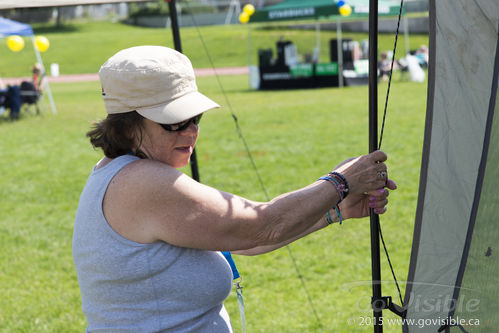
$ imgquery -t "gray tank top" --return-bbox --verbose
[73,155,234,332]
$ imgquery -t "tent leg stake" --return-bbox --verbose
[372,296,407,318]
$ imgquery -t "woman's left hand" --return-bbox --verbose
[338,179,397,220]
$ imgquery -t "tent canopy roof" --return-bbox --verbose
[251,0,402,23]
[0,17,34,37]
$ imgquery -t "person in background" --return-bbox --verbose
[0,77,21,120]
[415,45,429,68]
[0,78,7,116]
[379,51,392,82]
[31,63,46,92]
[73,45,397,332]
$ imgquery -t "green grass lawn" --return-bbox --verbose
[1,20,428,77]
[0,67,427,331]
[0,18,429,333]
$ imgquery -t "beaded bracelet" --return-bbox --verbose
[319,172,347,226]
[318,172,349,203]
[328,172,349,200]
[318,176,343,203]
[326,211,333,225]
[335,206,343,225]
[325,206,343,225]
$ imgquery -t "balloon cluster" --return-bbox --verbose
[35,36,50,52]
[239,4,255,24]
[6,35,50,52]
[336,0,352,17]
[6,35,24,52]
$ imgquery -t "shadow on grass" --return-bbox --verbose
[0,108,43,124]
[0,115,16,124]
[32,23,81,34]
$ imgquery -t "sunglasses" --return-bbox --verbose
[159,114,202,132]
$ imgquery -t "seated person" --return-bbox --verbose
[0,78,8,114]
[18,63,45,112]
[0,78,21,119]
[379,52,391,81]
[32,63,46,92]
[415,45,429,68]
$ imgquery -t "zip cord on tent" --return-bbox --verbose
[377,0,405,307]
[183,3,323,330]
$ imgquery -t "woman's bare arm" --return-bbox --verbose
[103,151,390,252]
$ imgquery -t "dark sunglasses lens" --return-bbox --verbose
[160,114,202,132]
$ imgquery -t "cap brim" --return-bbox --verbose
[136,91,220,124]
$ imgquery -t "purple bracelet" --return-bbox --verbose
[328,172,349,200]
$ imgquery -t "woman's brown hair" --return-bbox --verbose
[86,111,146,158]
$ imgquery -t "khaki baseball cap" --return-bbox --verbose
[99,45,220,124]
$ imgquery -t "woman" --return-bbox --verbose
[73,46,396,332]
[32,63,46,92]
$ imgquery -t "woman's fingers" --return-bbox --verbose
[370,150,388,163]
[368,188,388,202]
[366,178,397,214]
[369,196,388,207]
[333,150,394,195]
[386,179,397,190]
[374,206,387,215]
[368,196,388,214]
[367,151,389,190]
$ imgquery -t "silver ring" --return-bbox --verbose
[378,171,387,180]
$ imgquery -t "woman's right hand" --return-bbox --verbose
[333,150,389,195]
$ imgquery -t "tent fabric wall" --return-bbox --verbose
[403,1,499,332]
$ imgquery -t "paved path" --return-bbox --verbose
[3,66,249,85]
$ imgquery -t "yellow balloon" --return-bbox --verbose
[239,12,250,24]
[243,4,255,16]
[35,36,50,52]
[339,4,352,16]
[7,35,24,52]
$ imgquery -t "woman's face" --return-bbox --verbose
[139,117,200,168]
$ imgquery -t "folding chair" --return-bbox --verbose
[20,80,42,115]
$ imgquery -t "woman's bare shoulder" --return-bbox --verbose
[102,159,187,243]
[116,158,184,186]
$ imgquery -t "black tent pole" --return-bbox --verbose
[368,0,383,332]
[166,0,182,51]
[166,0,201,182]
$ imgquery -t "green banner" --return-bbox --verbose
[316,62,338,76]
[290,63,314,77]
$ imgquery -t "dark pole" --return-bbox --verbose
[368,0,383,332]
[166,0,201,182]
